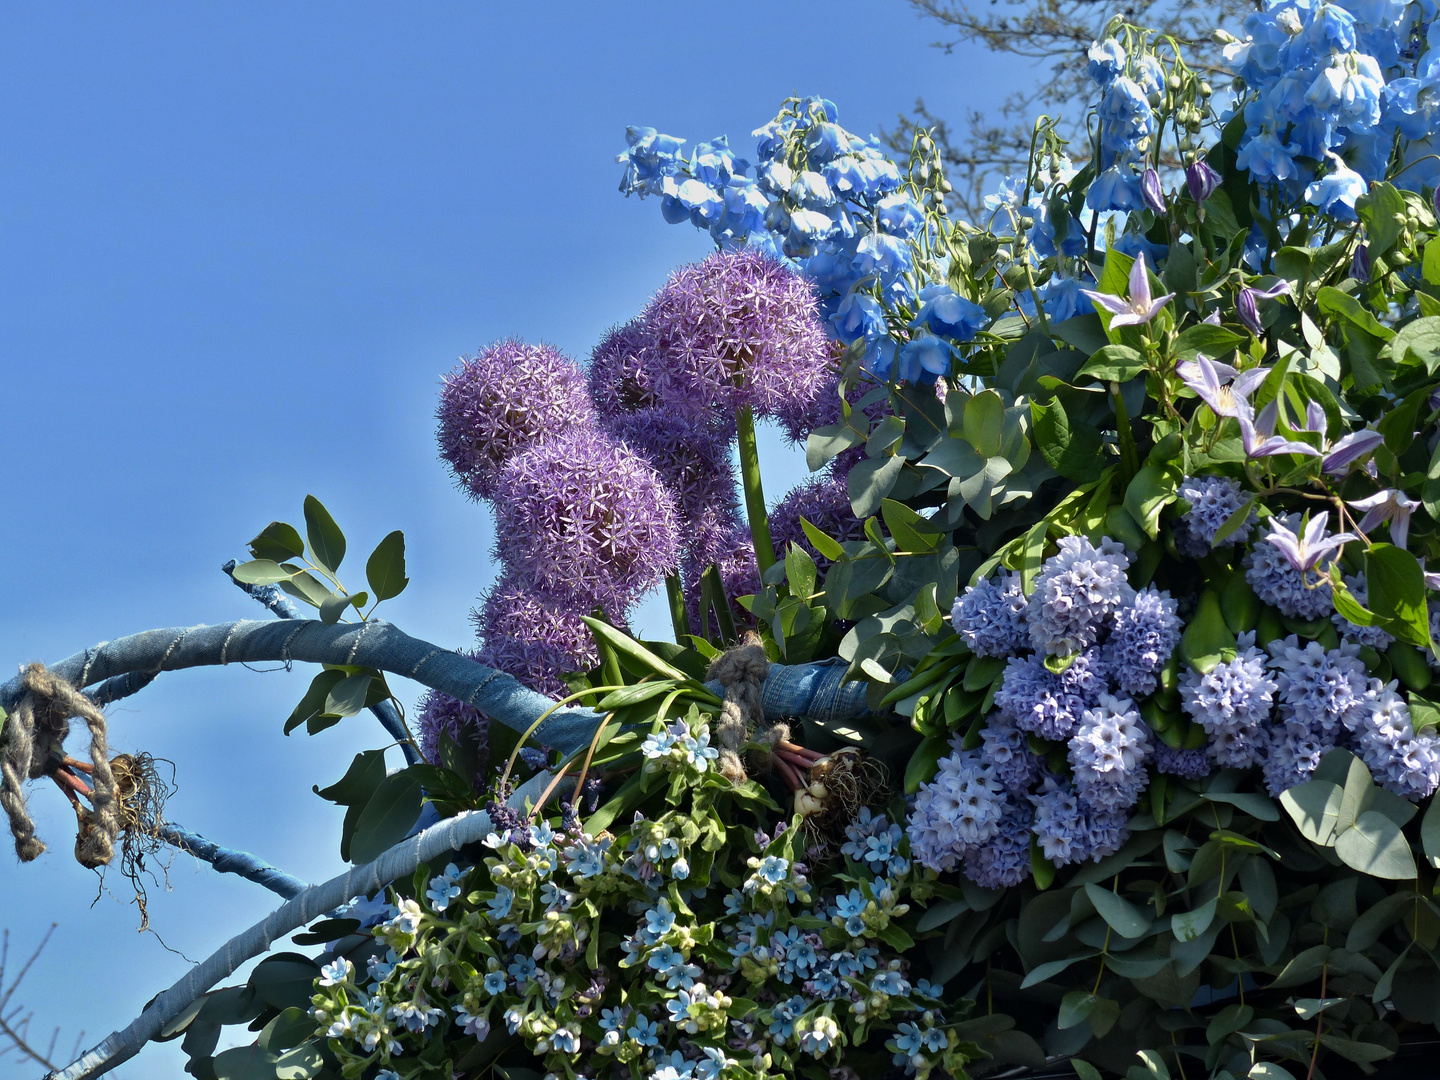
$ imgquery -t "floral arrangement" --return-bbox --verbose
[132,4,1440,1080]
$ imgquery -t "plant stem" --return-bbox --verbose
[736,405,777,575]
[665,573,691,643]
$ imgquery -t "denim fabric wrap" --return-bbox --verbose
[158,822,309,900]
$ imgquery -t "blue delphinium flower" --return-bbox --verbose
[909,283,987,341]
[1181,633,1277,768]
[1108,585,1181,697]
[961,796,1034,888]
[1331,573,1395,649]
[1245,512,1335,619]
[1174,475,1256,557]
[950,570,1030,658]
[1068,694,1152,812]
[1026,536,1135,656]
[906,742,1006,872]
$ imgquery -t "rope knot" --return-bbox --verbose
[705,632,771,783]
[1,662,120,866]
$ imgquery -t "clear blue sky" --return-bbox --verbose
[0,4,1011,1073]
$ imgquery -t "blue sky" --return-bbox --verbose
[0,3,1011,1072]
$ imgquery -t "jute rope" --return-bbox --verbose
[0,662,119,867]
[704,630,787,783]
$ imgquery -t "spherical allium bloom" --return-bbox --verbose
[1153,743,1213,780]
[906,743,1006,873]
[1030,776,1127,867]
[1027,536,1135,656]
[1181,634,1277,768]
[492,427,681,613]
[1352,680,1440,800]
[768,470,865,570]
[471,579,601,698]
[588,319,662,419]
[951,571,1029,659]
[978,711,1043,794]
[642,250,832,420]
[1268,635,1370,739]
[1173,475,1256,558]
[611,410,738,522]
[1068,694,1152,813]
[417,681,489,775]
[1331,573,1395,650]
[1244,513,1335,620]
[961,797,1033,888]
[1107,586,1180,697]
[436,340,597,500]
[993,655,1086,741]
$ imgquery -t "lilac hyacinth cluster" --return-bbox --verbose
[950,571,1029,658]
[1026,536,1135,656]
[1244,512,1336,619]
[994,651,1107,741]
[1030,777,1129,867]
[1109,586,1182,696]
[961,798,1034,888]
[1173,475,1257,558]
[1068,694,1153,812]
[1262,635,1371,793]
[1332,573,1395,649]
[1181,634,1277,769]
[1153,744,1214,780]
[492,427,681,616]
[905,743,1006,873]
[1348,681,1440,799]
[979,712,1044,792]
[436,341,597,501]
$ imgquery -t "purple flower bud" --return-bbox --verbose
[1351,244,1371,282]
[1141,168,1166,214]
[1186,161,1221,203]
[1238,288,1263,335]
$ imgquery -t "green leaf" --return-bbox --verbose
[350,768,425,863]
[1346,892,1418,951]
[258,1007,318,1052]
[318,591,350,625]
[1280,780,1344,846]
[1019,951,1098,989]
[1423,792,1440,868]
[1357,180,1407,258]
[1367,544,1434,650]
[1104,505,1146,552]
[249,954,321,1011]
[1093,247,1135,335]
[784,543,819,601]
[1020,519,1048,596]
[284,670,347,734]
[324,672,373,718]
[1174,324,1245,363]
[213,1045,280,1080]
[1206,1003,1254,1046]
[1202,790,1280,822]
[365,530,409,601]
[1172,896,1218,942]
[248,521,307,562]
[881,499,940,555]
[1180,591,1236,674]
[1123,462,1180,539]
[1334,809,1417,879]
[1270,943,1331,988]
[1083,882,1150,938]
[274,1044,324,1080]
[1031,397,1104,483]
[303,494,346,573]
[799,517,846,562]
[904,735,950,794]
[231,559,290,586]
[1317,286,1395,340]
[964,390,1006,456]
[1057,990,1097,1029]
[1076,344,1147,383]
[848,454,906,518]
[581,618,690,681]
[315,749,387,805]
[1071,1062,1105,1080]
[1392,317,1440,373]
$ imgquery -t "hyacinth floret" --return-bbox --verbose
[906,742,1006,873]
[436,341,597,501]
[1174,475,1256,557]
[1068,694,1152,813]
[960,796,1034,888]
[1181,633,1277,769]
[1352,680,1440,799]
[1332,573,1395,650]
[993,654,1086,741]
[492,426,681,614]
[1268,635,1370,738]
[978,710,1043,794]
[641,250,832,421]
[1107,585,1181,697]
[1245,512,1336,620]
[1029,776,1128,867]
[1026,536,1135,656]
[950,571,1029,658]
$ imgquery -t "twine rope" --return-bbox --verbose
[704,632,772,782]
[1,662,120,867]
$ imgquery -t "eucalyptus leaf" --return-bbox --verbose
[303,494,346,573]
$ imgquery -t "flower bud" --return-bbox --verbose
[1185,160,1221,203]
[1238,288,1263,335]
[1351,244,1371,282]
[1141,168,1166,214]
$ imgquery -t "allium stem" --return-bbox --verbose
[736,405,776,575]
[665,573,691,642]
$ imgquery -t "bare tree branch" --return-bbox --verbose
[0,925,84,1072]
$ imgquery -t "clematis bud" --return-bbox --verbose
[1352,244,1371,282]
[1238,289,1262,335]
[1185,161,1221,203]
[1141,168,1166,214]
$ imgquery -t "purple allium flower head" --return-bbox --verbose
[1068,694,1151,813]
[907,741,1007,872]
[417,680,490,780]
[1108,586,1181,697]
[436,340,597,500]
[1173,475,1256,557]
[642,250,833,420]
[961,796,1033,888]
[472,579,603,698]
[1244,513,1335,620]
[1181,633,1276,768]
[492,427,680,613]
[951,571,1030,658]
[768,469,865,570]
[1027,535,1135,656]
[1153,743,1213,780]
[1332,573,1395,650]
[978,710,1044,794]
[589,319,662,418]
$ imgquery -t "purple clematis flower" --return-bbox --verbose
[1352,244,1371,282]
[1081,252,1175,328]
[1176,355,1268,418]
[1238,281,1290,336]
[1322,429,1384,476]
[1350,489,1418,549]
[1263,513,1356,574]
[1237,396,1324,459]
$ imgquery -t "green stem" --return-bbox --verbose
[1112,381,1140,484]
[665,573,691,643]
[736,405,776,575]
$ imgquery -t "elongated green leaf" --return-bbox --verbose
[581,617,689,681]
[1172,897,1218,942]
[1180,591,1236,674]
[1270,944,1331,988]
[1124,462,1180,539]
[231,559,290,586]
[1083,882,1150,938]
[1281,779,1344,846]
[1076,344,1147,382]
[1317,286,1395,340]
[284,670,348,735]
[964,390,1005,456]
[303,494,346,573]
[1367,544,1434,649]
[904,735,950,794]
[1423,794,1440,868]
[1019,951,1098,989]
[799,517,846,562]
[324,673,373,718]
[248,521,306,562]
[350,768,425,863]
[365,530,409,601]
[1347,892,1418,951]
[848,454,906,518]
[1202,790,1280,822]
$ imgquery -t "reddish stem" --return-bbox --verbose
[773,756,804,792]
[51,767,91,798]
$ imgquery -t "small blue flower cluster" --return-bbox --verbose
[1174,475,1257,558]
